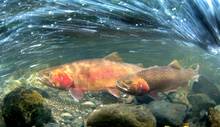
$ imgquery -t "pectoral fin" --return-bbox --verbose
[104,52,123,62]
[107,88,120,98]
[168,60,181,70]
[69,88,84,102]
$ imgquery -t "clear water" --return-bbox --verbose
[1,0,220,126]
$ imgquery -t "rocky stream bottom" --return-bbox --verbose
[0,72,220,127]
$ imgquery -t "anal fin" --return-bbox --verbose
[107,88,120,98]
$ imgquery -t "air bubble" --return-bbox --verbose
[48,11,53,15]
[172,7,176,11]
[67,18,72,21]
[28,25,33,28]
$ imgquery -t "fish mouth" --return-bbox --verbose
[116,80,130,93]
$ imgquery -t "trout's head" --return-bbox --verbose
[116,75,149,95]
[38,69,74,89]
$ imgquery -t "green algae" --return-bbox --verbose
[2,87,54,127]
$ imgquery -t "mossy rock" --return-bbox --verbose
[208,108,220,127]
[85,104,156,127]
[2,87,54,127]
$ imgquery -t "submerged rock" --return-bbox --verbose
[208,107,220,127]
[147,100,187,126]
[85,104,156,127]
[187,110,209,127]
[2,87,54,127]
[192,76,220,104]
[214,105,220,111]
[134,94,155,104]
[188,93,216,114]
[186,93,216,127]
[189,116,208,127]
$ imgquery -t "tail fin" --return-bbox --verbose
[194,64,200,74]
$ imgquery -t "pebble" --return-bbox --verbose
[63,120,72,124]
[61,113,73,120]
[82,101,96,108]
[44,123,60,127]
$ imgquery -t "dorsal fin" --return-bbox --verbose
[104,52,123,62]
[168,60,181,69]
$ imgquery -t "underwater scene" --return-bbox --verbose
[1,0,220,127]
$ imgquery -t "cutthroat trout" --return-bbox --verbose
[38,52,143,101]
[116,60,199,97]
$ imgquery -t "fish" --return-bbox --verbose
[38,52,144,101]
[116,60,199,98]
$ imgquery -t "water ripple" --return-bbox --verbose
[1,0,220,83]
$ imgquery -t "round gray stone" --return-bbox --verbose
[85,104,156,127]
